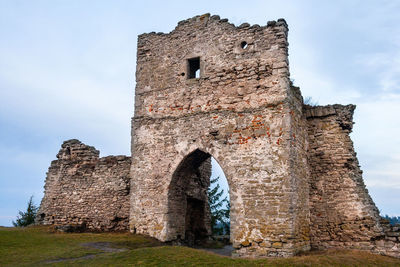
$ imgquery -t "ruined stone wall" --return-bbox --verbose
[131,14,310,257]
[286,85,311,253]
[306,105,399,257]
[376,219,400,257]
[34,13,400,259]
[37,139,131,231]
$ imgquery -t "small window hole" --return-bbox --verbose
[187,57,200,79]
[241,41,248,49]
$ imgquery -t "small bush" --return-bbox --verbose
[12,195,38,227]
[304,96,318,106]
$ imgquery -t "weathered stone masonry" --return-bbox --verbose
[37,139,131,231]
[305,104,400,257]
[130,14,310,257]
[38,14,400,258]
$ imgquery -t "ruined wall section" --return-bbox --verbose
[37,139,131,231]
[376,219,400,257]
[131,14,310,257]
[286,85,311,252]
[305,105,399,257]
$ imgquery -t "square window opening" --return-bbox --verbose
[187,57,200,79]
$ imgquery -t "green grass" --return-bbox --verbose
[0,226,160,266]
[1,226,400,266]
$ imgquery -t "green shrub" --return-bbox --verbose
[12,195,38,227]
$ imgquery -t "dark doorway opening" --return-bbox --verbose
[167,149,211,246]
[167,149,230,249]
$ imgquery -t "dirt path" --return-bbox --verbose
[81,242,127,253]
[43,254,98,264]
[43,242,233,264]
[42,242,127,264]
[202,245,234,257]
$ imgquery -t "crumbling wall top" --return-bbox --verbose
[304,104,356,131]
[38,140,131,231]
[139,13,288,38]
[56,139,99,161]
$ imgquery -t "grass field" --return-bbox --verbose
[1,226,400,266]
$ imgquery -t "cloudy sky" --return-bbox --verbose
[0,0,399,226]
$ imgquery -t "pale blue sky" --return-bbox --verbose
[1,0,399,226]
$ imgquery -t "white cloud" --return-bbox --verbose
[366,172,400,189]
[0,44,133,156]
[291,67,363,105]
[356,52,400,93]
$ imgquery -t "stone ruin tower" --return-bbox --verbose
[37,14,400,258]
[129,14,399,257]
[130,14,310,257]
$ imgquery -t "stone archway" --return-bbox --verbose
[166,149,231,246]
[166,149,212,246]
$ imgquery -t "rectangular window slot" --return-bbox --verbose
[187,57,200,79]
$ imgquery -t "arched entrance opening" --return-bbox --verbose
[209,157,230,238]
[167,149,230,247]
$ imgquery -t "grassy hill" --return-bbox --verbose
[1,226,399,266]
